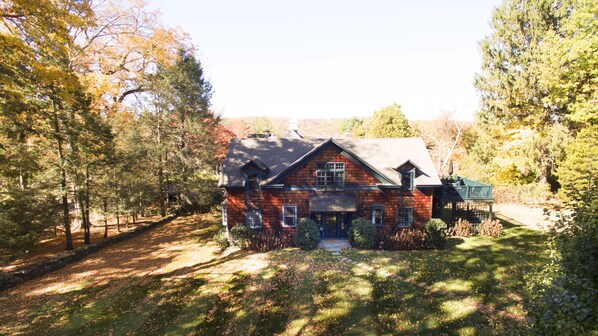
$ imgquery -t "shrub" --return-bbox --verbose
[349,217,377,249]
[449,218,476,237]
[248,231,294,252]
[526,198,598,334]
[229,224,250,249]
[294,218,321,250]
[424,219,448,250]
[378,228,429,250]
[212,228,229,251]
[478,219,503,237]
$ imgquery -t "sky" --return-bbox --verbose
[147,0,502,121]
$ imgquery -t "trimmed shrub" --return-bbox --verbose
[449,218,476,237]
[212,228,230,251]
[349,217,377,249]
[378,228,429,250]
[424,219,448,250]
[478,219,503,237]
[229,224,250,249]
[248,231,294,252]
[294,218,321,250]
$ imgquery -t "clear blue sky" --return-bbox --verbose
[147,0,502,121]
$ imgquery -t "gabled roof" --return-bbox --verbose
[218,137,441,188]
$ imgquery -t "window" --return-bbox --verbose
[246,209,262,229]
[222,206,228,226]
[246,174,259,191]
[371,204,384,226]
[397,207,413,228]
[400,170,414,190]
[282,205,297,227]
[316,162,345,190]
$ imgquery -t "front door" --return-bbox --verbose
[314,212,352,239]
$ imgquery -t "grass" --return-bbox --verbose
[0,215,548,335]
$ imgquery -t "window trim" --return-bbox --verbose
[371,204,385,227]
[397,207,414,228]
[281,205,298,227]
[316,162,345,191]
[246,208,262,229]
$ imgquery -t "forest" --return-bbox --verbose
[0,0,596,334]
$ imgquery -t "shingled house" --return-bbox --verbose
[218,137,442,239]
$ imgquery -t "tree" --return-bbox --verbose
[144,49,217,213]
[414,110,466,176]
[474,0,597,187]
[366,103,412,138]
[556,125,598,208]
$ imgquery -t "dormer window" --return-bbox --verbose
[247,174,259,191]
[400,170,414,190]
[316,162,345,191]
[395,161,418,191]
[242,159,268,191]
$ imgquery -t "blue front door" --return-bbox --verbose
[314,212,351,239]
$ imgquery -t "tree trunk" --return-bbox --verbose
[53,110,73,250]
[78,190,90,244]
[116,203,120,233]
[157,119,166,217]
[84,164,91,244]
[103,199,108,239]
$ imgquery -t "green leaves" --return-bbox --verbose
[366,103,412,138]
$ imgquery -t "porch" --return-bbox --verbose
[433,176,494,225]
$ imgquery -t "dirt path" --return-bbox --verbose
[0,214,225,335]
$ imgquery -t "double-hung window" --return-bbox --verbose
[397,207,413,228]
[282,205,297,227]
[316,162,345,190]
[371,204,384,226]
[246,209,262,229]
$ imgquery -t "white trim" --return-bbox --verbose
[222,206,228,226]
[282,205,298,227]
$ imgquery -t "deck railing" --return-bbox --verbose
[436,178,493,201]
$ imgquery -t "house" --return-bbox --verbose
[218,136,442,239]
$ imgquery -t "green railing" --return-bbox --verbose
[436,177,493,201]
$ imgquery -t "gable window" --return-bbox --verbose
[316,162,345,190]
[397,207,413,228]
[282,205,297,227]
[371,204,384,226]
[246,208,262,229]
[400,170,414,190]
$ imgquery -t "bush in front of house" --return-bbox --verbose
[377,228,430,250]
[478,218,503,237]
[424,218,448,250]
[349,217,377,249]
[229,224,250,249]
[249,231,294,252]
[212,228,230,251]
[449,218,476,237]
[294,218,321,250]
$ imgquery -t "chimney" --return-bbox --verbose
[285,119,303,139]
[289,118,298,131]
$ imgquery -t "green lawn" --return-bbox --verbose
[1,216,548,336]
